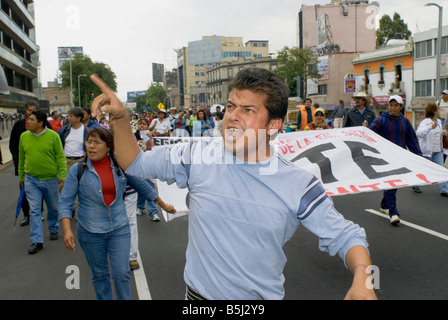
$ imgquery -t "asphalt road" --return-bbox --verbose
[1,161,447,301]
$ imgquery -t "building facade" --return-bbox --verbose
[206,56,278,107]
[41,79,72,114]
[297,0,378,108]
[353,39,413,116]
[176,36,271,108]
[0,0,39,112]
[412,25,448,123]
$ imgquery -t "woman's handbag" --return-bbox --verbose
[443,135,448,149]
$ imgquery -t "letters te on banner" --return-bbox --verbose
[149,127,448,197]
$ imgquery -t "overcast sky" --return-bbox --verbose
[34,0,448,101]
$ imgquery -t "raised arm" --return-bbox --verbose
[90,75,141,170]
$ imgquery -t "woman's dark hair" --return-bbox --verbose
[424,102,438,119]
[138,118,150,126]
[197,109,207,120]
[85,127,121,175]
[228,68,289,123]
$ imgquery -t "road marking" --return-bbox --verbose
[133,250,152,300]
[365,209,448,241]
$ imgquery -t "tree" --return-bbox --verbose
[275,46,320,98]
[59,54,117,108]
[146,83,167,112]
[376,13,412,47]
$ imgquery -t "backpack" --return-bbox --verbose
[77,160,86,184]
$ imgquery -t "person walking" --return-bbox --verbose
[19,110,66,254]
[9,102,49,226]
[304,108,331,130]
[59,127,131,300]
[368,96,422,225]
[330,100,346,128]
[296,98,315,130]
[344,92,376,128]
[90,68,376,300]
[416,103,448,197]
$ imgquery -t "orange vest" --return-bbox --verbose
[298,106,315,130]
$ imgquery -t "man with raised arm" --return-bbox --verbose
[90,69,377,300]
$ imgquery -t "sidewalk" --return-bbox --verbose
[0,136,12,169]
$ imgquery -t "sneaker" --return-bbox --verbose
[20,216,30,227]
[151,213,160,222]
[412,186,422,193]
[136,208,143,216]
[129,260,140,270]
[390,215,400,225]
[379,208,389,215]
[28,243,43,254]
[50,232,58,240]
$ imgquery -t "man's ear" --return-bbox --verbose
[267,118,282,137]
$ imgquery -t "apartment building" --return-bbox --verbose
[352,39,413,116]
[177,36,271,108]
[0,0,39,112]
[297,0,377,108]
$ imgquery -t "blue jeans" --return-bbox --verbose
[137,180,158,216]
[424,152,448,193]
[77,224,131,300]
[24,175,59,243]
[381,189,398,217]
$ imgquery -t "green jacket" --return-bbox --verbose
[18,128,67,182]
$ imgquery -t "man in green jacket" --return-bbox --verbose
[19,110,67,254]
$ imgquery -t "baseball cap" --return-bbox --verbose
[389,95,403,105]
[442,89,448,95]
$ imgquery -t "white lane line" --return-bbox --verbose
[133,250,152,300]
[365,209,448,241]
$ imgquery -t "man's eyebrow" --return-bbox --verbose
[227,100,259,108]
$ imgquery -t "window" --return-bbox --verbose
[415,40,433,58]
[441,78,448,91]
[378,66,385,84]
[435,36,448,54]
[318,84,327,95]
[415,80,432,97]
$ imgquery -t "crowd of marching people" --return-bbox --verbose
[5,72,448,299]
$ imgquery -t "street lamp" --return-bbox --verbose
[425,3,443,97]
[78,74,87,108]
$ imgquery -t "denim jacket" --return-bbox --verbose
[59,156,128,233]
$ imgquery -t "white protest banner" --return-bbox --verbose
[272,127,448,196]
[147,127,448,220]
[156,180,189,222]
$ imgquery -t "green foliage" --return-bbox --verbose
[59,54,117,108]
[376,13,412,47]
[275,46,320,98]
[129,83,167,113]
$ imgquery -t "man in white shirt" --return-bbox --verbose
[437,90,448,121]
[59,107,88,171]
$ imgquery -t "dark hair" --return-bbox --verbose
[68,107,85,120]
[31,110,47,124]
[86,127,121,175]
[197,109,207,120]
[138,118,150,126]
[215,111,224,120]
[26,101,38,108]
[228,68,289,122]
[425,102,438,119]
[305,98,312,103]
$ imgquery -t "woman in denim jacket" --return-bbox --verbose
[59,127,131,300]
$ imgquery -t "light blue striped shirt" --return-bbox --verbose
[125,140,369,299]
